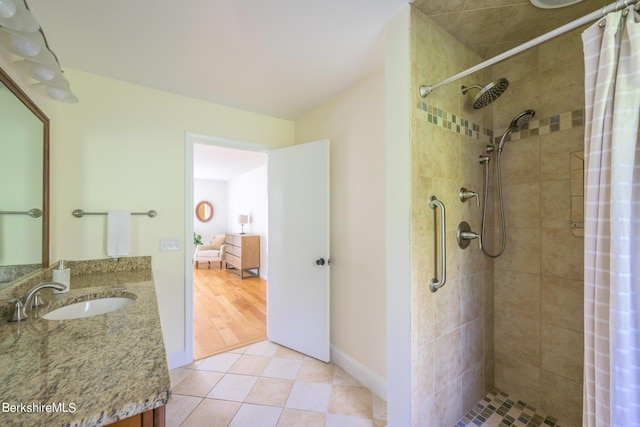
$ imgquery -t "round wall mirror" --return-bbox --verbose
[195,201,214,222]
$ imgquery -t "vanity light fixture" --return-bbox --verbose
[31,82,78,103]
[0,0,16,19]
[0,27,56,64]
[13,59,58,81]
[0,0,38,32]
[13,57,78,102]
[0,0,78,103]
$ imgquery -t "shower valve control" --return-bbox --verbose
[459,187,479,207]
[457,221,480,250]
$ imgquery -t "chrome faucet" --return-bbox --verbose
[22,282,67,317]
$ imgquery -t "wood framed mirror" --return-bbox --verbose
[195,201,214,222]
[0,66,49,288]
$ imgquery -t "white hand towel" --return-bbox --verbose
[107,211,131,259]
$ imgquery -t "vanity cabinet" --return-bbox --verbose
[0,261,171,427]
[107,406,165,427]
[225,234,260,279]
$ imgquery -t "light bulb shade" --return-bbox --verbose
[12,59,67,84]
[31,81,79,103]
[0,0,39,32]
[0,0,16,19]
[0,28,57,65]
[238,214,249,225]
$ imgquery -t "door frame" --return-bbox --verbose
[184,132,271,363]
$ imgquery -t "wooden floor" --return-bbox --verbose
[193,265,267,360]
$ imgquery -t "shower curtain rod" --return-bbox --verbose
[419,0,640,98]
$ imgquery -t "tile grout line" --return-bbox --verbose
[169,340,386,426]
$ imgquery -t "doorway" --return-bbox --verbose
[185,135,331,366]
[185,133,270,361]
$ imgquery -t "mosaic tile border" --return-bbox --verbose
[418,101,492,141]
[455,389,567,427]
[417,101,584,145]
[494,109,584,144]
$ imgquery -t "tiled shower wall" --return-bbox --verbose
[410,9,494,427]
[410,7,585,427]
[490,29,585,425]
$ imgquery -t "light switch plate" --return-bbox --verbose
[160,238,180,251]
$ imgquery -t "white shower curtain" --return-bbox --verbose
[582,4,640,427]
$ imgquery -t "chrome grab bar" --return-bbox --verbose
[429,195,446,292]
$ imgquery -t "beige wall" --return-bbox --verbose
[295,68,387,389]
[490,28,585,425]
[0,61,296,357]
[2,51,391,387]
[410,9,494,426]
[53,69,294,357]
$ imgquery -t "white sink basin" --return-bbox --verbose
[42,296,134,320]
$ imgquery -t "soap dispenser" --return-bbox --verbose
[52,260,70,294]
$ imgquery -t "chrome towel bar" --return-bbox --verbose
[72,209,157,218]
[0,208,43,218]
[429,195,446,292]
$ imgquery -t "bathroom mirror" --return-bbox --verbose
[0,66,49,289]
[195,201,214,222]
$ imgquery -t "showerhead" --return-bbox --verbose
[461,78,509,109]
[497,109,536,152]
[510,109,535,129]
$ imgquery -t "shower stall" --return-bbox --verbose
[407,5,587,426]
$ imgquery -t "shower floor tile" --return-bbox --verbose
[455,389,567,427]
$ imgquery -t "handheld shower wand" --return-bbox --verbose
[479,110,535,258]
[497,110,535,152]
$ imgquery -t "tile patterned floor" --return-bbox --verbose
[167,340,387,427]
[455,389,568,427]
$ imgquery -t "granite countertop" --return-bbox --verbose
[0,258,171,427]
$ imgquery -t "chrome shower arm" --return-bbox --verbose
[460,84,483,94]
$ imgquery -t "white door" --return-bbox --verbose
[267,139,330,362]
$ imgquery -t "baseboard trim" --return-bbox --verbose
[330,344,386,400]
[170,345,388,401]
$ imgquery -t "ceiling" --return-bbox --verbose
[22,0,607,178]
[24,1,606,120]
[412,0,605,59]
[194,144,266,181]
[26,0,407,120]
